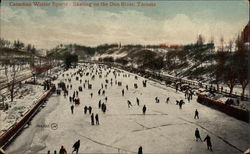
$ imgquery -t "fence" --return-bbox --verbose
[0,86,56,149]
[196,93,249,123]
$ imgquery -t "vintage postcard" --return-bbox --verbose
[0,0,249,153]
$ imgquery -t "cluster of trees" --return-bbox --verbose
[0,38,11,48]
[215,35,249,98]
[64,52,78,69]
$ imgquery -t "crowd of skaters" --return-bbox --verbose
[52,63,214,153]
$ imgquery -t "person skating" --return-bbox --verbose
[59,146,67,154]
[72,140,80,154]
[138,146,143,154]
[195,128,202,142]
[91,113,95,125]
[204,135,212,151]
[95,114,99,125]
[128,100,132,108]
[71,105,74,114]
[84,106,88,114]
[136,98,140,106]
[88,106,92,114]
[122,89,124,96]
[179,100,185,109]
[194,109,199,119]
[142,105,146,115]
[98,100,101,109]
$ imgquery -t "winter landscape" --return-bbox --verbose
[0,0,250,154]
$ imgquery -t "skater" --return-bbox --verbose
[71,105,74,114]
[195,128,202,142]
[105,96,108,102]
[90,93,93,98]
[122,89,124,96]
[128,100,132,108]
[91,113,95,125]
[136,98,140,106]
[194,109,199,119]
[84,106,88,114]
[47,150,50,154]
[69,96,72,102]
[72,140,80,154]
[204,135,212,151]
[98,100,102,108]
[95,114,99,125]
[54,150,57,154]
[142,105,146,115]
[204,135,213,151]
[166,97,170,103]
[59,146,67,154]
[89,106,92,114]
[138,146,143,154]
[126,85,128,90]
[103,104,107,113]
[179,100,185,109]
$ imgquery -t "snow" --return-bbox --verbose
[5,63,250,154]
[0,84,45,135]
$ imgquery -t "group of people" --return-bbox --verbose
[47,140,81,154]
[52,63,214,154]
[195,128,213,151]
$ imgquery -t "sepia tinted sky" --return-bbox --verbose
[0,0,249,49]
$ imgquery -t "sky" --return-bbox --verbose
[0,0,249,49]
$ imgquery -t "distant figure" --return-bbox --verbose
[59,146,67,154]
[90,93,93,98]
[98,100,102,108]
[128,100,132,108]
[71,105,74,114]
[166,97,170,103]
[179,100,185,109]
[84,106,88,114]
[72,140,80,154]
[194,109,199,119]
[136,98,140,106]
[47,150,50,154]
[138,146,143,154]
[95,114,99,125]
[126,85,128,90]
[54,150,57,154]
[142,105,146,115]
[204,135,212,151]
[89,106,92,114]
[91,113,95,125]
[195,128,202,142]
[122,89,124,96]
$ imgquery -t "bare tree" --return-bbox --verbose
[220,36,224,52]
[197,34,205,46]
[228,40,234,52]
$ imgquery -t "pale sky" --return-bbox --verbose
[0,0,249,49]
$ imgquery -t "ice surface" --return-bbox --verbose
[5,63,250,154]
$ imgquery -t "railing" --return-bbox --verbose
[0,86,56,149]
[196,93,249,123]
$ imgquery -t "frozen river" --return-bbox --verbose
[6,63,250,154]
